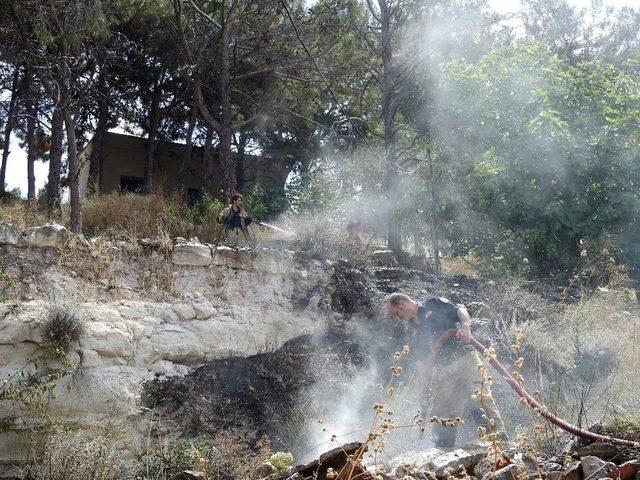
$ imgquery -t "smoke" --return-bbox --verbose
[271,0,640,461]
[294,314,433,463]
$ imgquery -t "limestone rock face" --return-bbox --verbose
[0,236,333,472]
[171,242,213,266]
[24,223,70,248]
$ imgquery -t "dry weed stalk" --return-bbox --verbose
[318,345,463,480]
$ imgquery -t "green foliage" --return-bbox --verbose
[243,185,269,221]
[242,185,287,221]
[436,43,640,281]
[193,193,225,227]
[269,451,294,470]
[603,414,640,441]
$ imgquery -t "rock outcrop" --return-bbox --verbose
[0,227,336,472]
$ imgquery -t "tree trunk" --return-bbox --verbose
[88,98,109,194]
[379,0,401,252]
[47,105,64,218]
[219,16,236,199]
[427,148,441,274]
[144,74,162,194]
[202,126,215,195]
[26,95,37,202]
[64,106,82,234]
[235,132,246,192]
[59,49,82,233]
[0,66,20,194]
[171,100,197,196]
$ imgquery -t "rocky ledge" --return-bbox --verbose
[0,223,336,471]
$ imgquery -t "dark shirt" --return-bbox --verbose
[227,207,244,230]
[412,296,464,358]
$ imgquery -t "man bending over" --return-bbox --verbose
[386,292,504,449]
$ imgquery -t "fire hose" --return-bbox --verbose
[420,328,640,448]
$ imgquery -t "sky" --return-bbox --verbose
[488,0,639,13]
[4,0,640,197]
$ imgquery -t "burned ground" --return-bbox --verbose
[140,259,632,460]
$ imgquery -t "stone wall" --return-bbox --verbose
[0,224,334,472]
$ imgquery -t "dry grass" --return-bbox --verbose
[82,193,194,240]
[481,282,572,368]
[82,192,223,242]
[441,254,481,278]
[0,193,224,243]
[25,428,122,480]
[0,200,51,230]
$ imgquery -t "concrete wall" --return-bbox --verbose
[79,132,292,200]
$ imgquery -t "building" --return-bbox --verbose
[78,131,292,204]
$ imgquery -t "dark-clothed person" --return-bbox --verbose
[386,293,504,449]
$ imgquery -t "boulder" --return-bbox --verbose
[606,460,638,480]
[553,461,582,480]
[371,250,397,266]
[389,448,444,476]
[581,456,615,479]
[474,453,511,479]
[172,303,198,321]
[0,222,20,245]
[577,443,618,460]
[541,462,563,472]
[431,449,486,477]
[171,242,212,266]
[24,224,70,249]
[481,464,519,480]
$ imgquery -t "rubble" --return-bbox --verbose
[580,456,616,479]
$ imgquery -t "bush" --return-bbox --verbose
[43,303,85,352]
[140,433,271,480]
[282,214,378,269]
[243,185,269,221]
[603,413,640,441]
[269,451,294,470]
[0,198,49,230]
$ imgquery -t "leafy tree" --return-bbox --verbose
[437,43,640,280]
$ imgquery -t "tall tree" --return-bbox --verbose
[172,0,309,199]
[32,0,112,233]
[0,66,21,194]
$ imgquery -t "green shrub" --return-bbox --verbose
[243,185,269,221]
[43,304,85,352]
[269,451,294,470]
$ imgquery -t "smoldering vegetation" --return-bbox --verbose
[142,256,639,461]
